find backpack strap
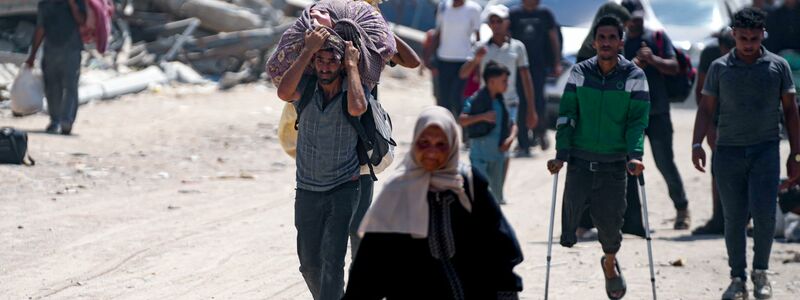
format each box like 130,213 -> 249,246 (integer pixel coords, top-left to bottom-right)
294,76 -> 318,130
653,31 -> 665,58
341,91 -> 379,181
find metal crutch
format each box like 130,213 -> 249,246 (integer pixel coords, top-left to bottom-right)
544,171 -> 559,300
634,172 -> 658,300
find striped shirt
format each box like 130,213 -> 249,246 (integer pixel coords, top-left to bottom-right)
294,80 -> 364,192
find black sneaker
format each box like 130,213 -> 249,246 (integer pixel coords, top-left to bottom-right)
692,220 -> 725,235
722,277 -> 748,300
540,134 -> 551,151
514,148 -> 531,158
60,123 -> 72,135
752,270 -> 772,299
45,123 -> 59,134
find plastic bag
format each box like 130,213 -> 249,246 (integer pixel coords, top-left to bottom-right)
10,65 -> 45,116
278,103 -> 298,158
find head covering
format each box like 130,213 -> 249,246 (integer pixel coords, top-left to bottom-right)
621,0 -> 645,19
483,4 -> 510,22
358,106 -> 471,238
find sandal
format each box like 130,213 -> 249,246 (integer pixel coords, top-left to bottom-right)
601,256 -> 627,299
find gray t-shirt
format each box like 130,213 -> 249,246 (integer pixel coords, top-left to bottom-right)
294,78 -> 364,192
702,47 -> 797,146
37,0 -> 85,51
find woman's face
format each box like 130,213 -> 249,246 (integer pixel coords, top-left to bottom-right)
414,125 -> 451,172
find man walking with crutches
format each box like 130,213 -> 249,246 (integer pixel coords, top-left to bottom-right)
546,15 -> 649,299
692,8 -> 799,300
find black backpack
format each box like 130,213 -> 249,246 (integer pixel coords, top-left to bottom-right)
0,127 -> 35,166
654,31 -> 696,103
295,76 -> 396,180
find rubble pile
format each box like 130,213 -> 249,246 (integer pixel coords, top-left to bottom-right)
0,0 -> 299,108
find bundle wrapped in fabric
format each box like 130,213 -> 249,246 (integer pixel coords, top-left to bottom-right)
267,0 -> 396,88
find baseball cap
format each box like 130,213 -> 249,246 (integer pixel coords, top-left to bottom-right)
484,4 -> 509,22
621,0 -> 645,19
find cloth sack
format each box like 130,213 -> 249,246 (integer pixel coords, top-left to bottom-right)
10,66 -> 45,116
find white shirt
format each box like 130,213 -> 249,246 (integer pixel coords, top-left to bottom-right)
436,0 -> 482,61
478,38 -> 529,105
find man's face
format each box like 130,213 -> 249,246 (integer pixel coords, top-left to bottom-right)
488,15 -> 509,36
732,28 -> 764,57
309,9 -> 332,28
313,50 -> 342,84
487,74 -> 509,95
593,26 -> 623,60
626,17 -> 644,37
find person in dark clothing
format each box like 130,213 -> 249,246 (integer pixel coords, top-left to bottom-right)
692,28 -> 736,236
509,0 -> 562,156
765,0 -> 800,53
692,8 -> 799,299
345,106 -> 523,300
548,16 -> 649,300
622,0 -> 692,230
26,0 -> 86,135
576,2 -> 631,64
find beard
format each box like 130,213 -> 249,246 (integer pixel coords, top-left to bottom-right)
317,71 -> 340,84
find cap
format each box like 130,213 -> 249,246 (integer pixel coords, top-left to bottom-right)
621,0 -> 645,19
484,4 -> 509,22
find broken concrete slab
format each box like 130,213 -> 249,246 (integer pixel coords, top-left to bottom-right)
149,0 -> 264,33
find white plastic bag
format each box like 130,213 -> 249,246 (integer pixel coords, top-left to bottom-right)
10,65 -> 45,116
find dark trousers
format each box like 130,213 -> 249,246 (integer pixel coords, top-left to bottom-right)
349,175 -> 374,259
636,113 -> 689,210
713,141 -> 779,280
561,160 -> 628,254
42,48 -> 81,128
517,66 -> 547,149
436,60 -> 467,118
295,180 -> 360,300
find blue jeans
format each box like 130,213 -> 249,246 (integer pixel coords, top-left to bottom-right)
295,180 -> 360,300
471,155 -> 505,203
713,141 -> 779,280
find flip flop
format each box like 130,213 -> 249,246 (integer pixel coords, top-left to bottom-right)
601,256 -> 627,300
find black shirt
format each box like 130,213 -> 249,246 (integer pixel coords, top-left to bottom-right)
765,5 -> 800,54
509,5 -> 556,70
36,0 -> 85,50
624,29 -> 675,115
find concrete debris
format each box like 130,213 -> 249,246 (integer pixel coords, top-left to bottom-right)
1,0 -> 295,108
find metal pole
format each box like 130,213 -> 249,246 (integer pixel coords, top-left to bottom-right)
637,175 -> 658,300
545,171 -> 559,300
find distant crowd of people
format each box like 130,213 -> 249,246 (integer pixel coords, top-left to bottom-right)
270,0 -> 800,299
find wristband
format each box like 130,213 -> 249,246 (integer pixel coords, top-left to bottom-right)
692,143 -> 702,149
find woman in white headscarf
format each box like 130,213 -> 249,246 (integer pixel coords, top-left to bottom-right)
343,106 -> 523,300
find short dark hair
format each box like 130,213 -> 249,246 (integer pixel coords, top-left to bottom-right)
482,61 -> 510,84
593,15 -> 624,40
717,27 -> 735,49
732,7 -> 767,30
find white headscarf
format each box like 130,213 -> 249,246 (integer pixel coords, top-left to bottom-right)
358,106 -> 471,238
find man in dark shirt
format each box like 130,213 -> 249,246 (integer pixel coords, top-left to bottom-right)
621,0 -> 691,230
692,28 -> 736,236
509,0 -> 562,156
693,8 -> 798,299
765,0 -> 800,54
26,0 -> 86,135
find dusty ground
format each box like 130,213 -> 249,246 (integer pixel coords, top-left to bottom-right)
1,71 -> 799,300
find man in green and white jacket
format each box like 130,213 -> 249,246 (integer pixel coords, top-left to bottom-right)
546,15 -> 649,299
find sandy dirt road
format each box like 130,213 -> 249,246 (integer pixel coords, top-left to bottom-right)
1,72 -> 799,300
